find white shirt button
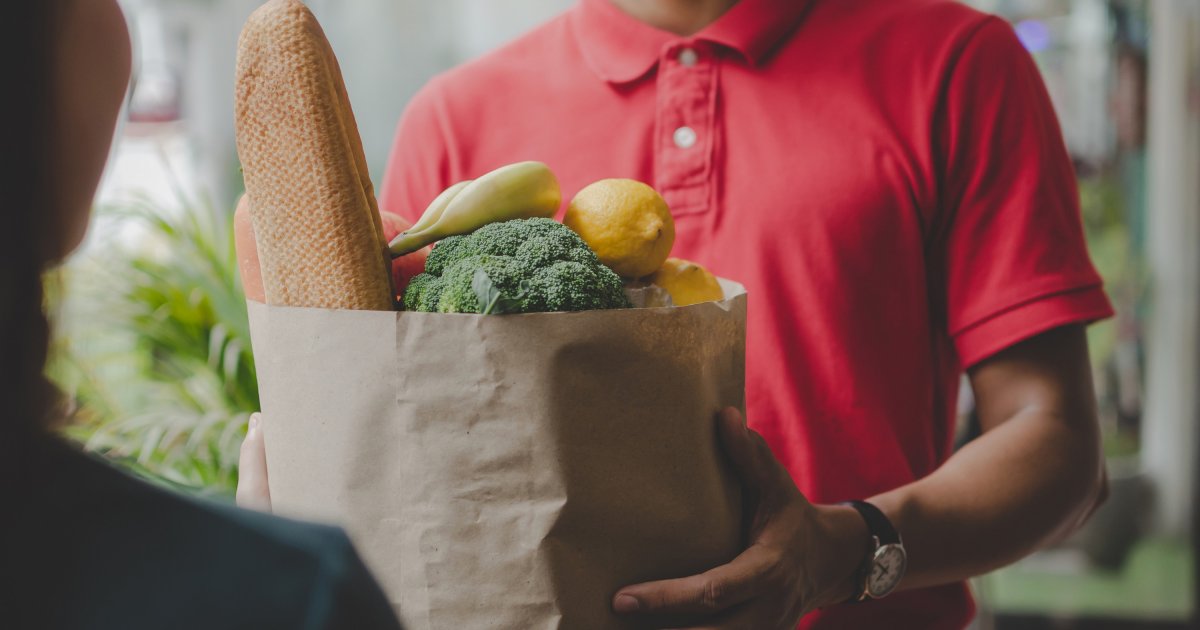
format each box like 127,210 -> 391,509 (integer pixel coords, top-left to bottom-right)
678,47 -> 698,67
673,126 -> 698,149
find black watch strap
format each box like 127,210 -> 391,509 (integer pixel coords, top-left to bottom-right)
841,500 -> 900,545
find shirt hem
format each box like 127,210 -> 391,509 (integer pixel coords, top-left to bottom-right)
953,285 -> 1114,368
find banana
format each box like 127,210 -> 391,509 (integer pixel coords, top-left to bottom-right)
389,161 -> 560,256
405,179 -> 472,236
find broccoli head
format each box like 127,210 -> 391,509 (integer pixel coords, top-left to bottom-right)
401,218 -> 630,314
424,218 -> 584,275
436,254 -> 528,314
401,271 -> 444,313
527,261 -> 627,312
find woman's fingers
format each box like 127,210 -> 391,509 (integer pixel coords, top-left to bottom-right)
235,412 -> 272,512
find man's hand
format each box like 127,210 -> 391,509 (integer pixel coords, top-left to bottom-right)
235,412 -> 272,512
612,408 -> 866,629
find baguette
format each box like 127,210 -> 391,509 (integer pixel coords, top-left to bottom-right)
235,193 -> 433,304
234,0 -> 393,310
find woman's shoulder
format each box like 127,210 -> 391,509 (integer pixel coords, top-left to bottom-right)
3,437 -> 401,630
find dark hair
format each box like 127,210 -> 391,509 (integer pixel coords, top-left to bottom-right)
0,1 -> 61,447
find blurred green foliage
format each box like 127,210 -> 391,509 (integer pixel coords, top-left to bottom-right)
1078,175 -> 1132,369
47,192 -> 256,496
1078,169 -> 1145,459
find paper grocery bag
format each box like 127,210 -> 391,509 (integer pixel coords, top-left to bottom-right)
247,280 -> 747,629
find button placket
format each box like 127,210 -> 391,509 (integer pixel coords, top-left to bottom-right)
655,42 -> 718,215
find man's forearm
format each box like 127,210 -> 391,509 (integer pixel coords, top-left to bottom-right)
867,404 -> 1104,590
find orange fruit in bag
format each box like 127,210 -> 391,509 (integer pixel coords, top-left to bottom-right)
564,179 -> 674,278
651,258 -> 723,307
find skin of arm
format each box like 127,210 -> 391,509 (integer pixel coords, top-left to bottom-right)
871,324 -> 1106,590
612,325 -> 1106,628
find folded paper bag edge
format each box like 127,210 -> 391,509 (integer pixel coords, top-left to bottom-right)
244,279 -> 745,318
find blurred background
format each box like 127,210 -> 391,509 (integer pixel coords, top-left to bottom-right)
48,0 -> 1197,628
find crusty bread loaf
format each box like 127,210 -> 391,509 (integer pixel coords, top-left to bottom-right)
235,193 -> 433,304
235,0 -> 393,310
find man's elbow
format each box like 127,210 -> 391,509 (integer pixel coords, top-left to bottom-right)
1054,427 -> 1108,541
1075,455 -> 1109,530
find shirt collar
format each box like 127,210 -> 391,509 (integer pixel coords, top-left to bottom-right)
570,0 -> 814,84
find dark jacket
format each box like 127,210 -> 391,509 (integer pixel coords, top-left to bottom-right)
1,436 -> 402,630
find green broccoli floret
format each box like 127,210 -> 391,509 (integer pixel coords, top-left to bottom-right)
402,272 -> 444,312
425,218 -> 578,275
526,261 -> 628,311
436,254 -> 528,313
422,235 -> 469,277
515,229 -> 600,268
401,218 -> 631,314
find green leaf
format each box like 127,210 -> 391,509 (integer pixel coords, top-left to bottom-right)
472,268 -> 525,315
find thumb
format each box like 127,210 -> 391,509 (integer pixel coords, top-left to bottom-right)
236,413 -> 272,512
716,407 -> 770,488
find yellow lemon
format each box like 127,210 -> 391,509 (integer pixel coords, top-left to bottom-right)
651,258 -> 723,307
564,179 -> 675,278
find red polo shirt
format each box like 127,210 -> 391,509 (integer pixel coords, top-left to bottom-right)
379,0 -> 1113,627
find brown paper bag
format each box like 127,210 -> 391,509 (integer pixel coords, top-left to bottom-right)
247,280 -> 747,629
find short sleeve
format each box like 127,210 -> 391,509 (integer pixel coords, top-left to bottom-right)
378,77 -> 457,223
937,17 -> 1113,368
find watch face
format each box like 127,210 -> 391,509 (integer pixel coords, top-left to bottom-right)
867,544 -> 907,598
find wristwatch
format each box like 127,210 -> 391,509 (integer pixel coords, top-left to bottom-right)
842,500 -> 907,601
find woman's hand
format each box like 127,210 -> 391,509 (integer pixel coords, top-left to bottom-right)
235,413 -> 272,512
612,408 -> 867,629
